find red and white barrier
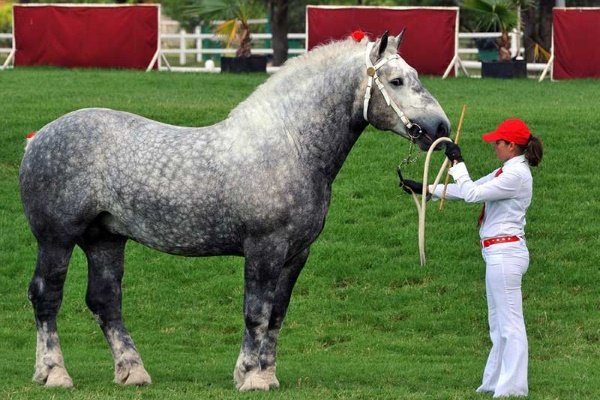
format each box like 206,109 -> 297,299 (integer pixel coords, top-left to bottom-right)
6,4 -> 160,71
540,8 -> 600,81
306,6 -> 463,78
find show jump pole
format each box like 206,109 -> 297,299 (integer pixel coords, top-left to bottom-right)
439,104 -> 467,211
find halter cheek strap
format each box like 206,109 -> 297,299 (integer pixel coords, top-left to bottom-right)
363,41 -> 422,138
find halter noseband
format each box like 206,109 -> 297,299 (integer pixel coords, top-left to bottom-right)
363,41 -> 423,140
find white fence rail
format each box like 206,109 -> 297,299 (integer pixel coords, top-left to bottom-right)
0,33 -> 11,57
161,28 -> 306,65
0,31 -> 548,74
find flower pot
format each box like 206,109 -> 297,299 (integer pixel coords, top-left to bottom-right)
475,38 -> 498,62
220,56 -> 267,73
481,60 -> 527,79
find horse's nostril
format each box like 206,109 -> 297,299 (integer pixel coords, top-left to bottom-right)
437,122 -> 449,137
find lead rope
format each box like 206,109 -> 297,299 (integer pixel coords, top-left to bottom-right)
409,106 -> 467,265
406,136 -> 454,266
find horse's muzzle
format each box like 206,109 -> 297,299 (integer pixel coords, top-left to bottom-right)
432,121 -> 451,150
415,120 -> 451,151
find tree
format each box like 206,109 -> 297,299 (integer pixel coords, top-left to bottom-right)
187,0 -> 265,58
463,0 -> 532,61
268,0 -> 288,67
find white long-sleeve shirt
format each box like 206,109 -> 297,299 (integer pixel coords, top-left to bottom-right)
428,155 -> 532,239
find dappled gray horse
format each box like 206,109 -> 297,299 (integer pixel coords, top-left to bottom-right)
20,32 -> 450,390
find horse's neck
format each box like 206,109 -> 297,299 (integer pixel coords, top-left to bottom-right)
236,57 -> 368,182
299,100 -> 367,182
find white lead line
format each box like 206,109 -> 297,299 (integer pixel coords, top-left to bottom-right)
410,136 -> 454,267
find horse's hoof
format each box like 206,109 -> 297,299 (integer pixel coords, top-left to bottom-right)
43,366 -> 73,388
263,366 -> 279,389
233,353 -> 247,389
234,367 -> 245,389
269,375 -> 280,389
238,370 -> 271,391
32,366 -> 49,385
115,363 -> 152,386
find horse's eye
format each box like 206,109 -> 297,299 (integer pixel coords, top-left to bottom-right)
390,78 -> 403,87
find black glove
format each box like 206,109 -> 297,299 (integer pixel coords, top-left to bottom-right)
401,179 -> 424,195
445,142 -> 464,163
397,167 -> 423,194
397,168 -> 430,197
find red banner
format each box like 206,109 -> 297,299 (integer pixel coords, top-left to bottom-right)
306,6 -> 457,76
553,8 -> 600,80
13,5 -> 159,70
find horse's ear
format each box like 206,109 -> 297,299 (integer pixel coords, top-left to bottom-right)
396,28 -> 406,51
377,30 -> 389,58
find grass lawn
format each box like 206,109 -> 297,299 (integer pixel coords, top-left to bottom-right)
0,69 -> 599,399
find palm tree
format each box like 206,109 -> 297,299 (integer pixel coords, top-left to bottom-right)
188,0 -> 265,58
463,0 -> 534,61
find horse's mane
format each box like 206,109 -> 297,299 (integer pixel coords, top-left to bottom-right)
275,38 -> 363,76
229,38 -> 365,121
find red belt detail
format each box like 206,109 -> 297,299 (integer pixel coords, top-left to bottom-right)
481,235 -> 520,248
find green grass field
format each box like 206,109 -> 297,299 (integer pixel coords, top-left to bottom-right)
0,69 -> 599,399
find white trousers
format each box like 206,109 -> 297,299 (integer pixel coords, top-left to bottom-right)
477,240 -> 529,398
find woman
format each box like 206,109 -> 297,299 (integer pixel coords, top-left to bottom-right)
400,118 -> 543,397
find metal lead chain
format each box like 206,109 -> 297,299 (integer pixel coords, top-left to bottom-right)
399,140 -> 421,167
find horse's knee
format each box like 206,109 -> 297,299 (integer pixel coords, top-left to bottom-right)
85,290 -> 102,316
28,274 -> 64,321
85,283 -> 120,321
28,276 -> 44,306
85,259 -> 124,324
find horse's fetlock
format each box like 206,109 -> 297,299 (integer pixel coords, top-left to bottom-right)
241,360 -> 256,373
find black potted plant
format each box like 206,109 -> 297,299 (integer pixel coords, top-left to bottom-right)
189,0 -> 267,73
463,0 -> 532,79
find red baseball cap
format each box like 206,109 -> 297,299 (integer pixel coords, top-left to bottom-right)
482,118 -> 531,145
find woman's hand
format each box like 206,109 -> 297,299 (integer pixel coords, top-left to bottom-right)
400,179 -> 425,195
445,142 -> 464,163
398,167 -> 426,195
402,179 -> 425,195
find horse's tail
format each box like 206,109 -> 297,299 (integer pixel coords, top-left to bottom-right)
25,131 -> 37,152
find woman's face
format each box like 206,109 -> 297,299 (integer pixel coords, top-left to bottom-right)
494,140 -> 518,162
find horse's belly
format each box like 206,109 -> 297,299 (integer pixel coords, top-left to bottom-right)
101,212 -> 244,256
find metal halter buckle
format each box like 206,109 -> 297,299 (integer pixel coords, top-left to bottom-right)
407,123 -> 424,139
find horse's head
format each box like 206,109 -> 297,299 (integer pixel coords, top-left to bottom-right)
362,31 -> 451,151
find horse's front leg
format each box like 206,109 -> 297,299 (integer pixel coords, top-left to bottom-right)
258,248 -> 310,389
234,237 -> 288,391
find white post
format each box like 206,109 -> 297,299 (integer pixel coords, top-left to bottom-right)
510,30 -> 518,58
1,49 -> 15,70
516,7 -> 522,59
442,55 -> 458,79
179,29 -> 186,65
538,55 -> 553,82
538,27 -> 554,82
157,4 -> 162,70
2,7 -> 16,70
195,26 -> 202,63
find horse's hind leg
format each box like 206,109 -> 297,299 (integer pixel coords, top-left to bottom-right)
29,241 -> 75,388
80,228 -> 151,386
234,237 -> 289,391
258,248 -> 310,389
